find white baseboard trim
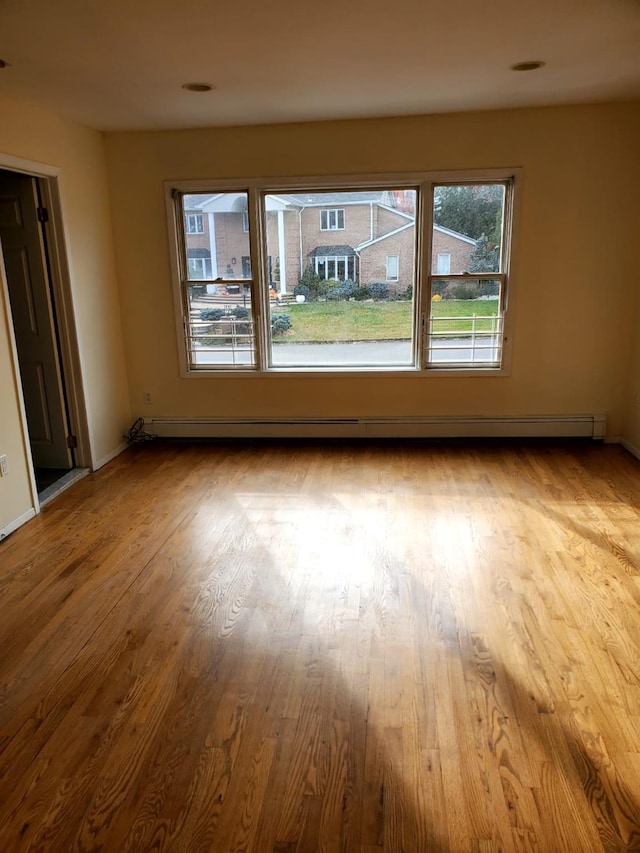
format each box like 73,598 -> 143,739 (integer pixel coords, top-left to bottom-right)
149,414 -> 607,440
0,507 -> 36,541
93,441 -> 128,471
618,438 -> 640,461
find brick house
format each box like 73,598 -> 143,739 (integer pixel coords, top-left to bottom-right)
183,192 -> 475,295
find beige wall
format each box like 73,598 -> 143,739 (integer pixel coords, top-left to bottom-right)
104,102 -> 640,435
0,92 -> 130,533
624,275 -> 640,453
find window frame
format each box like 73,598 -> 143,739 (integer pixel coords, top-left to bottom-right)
185,213 -> 204,234
314,254 -> 357,282
385,254 -> 400,282
166,170 -> 519,379
320,208 -> 345,231
187,256 -> 212,279
436,253 -> 451,275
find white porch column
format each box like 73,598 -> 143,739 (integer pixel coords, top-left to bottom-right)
207,212 -> 218,294
277,210 -> 287,294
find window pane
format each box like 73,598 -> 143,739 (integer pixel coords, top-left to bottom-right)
264,189 -> 417,368
432,184 -> 505,274
185,283 -> 255,368
183,192 -> 250,281
428,278 -> 502,366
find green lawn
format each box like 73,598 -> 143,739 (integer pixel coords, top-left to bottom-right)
274,299 -> 499,342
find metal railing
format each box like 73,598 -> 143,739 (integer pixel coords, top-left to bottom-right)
428,313 -> 503,365
187,317 -> 255,367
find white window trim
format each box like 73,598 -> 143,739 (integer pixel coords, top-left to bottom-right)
185,213 -> 204,234
314,255 -> 356,281
187,257 -> 211,279
436,253 -> 451,275
165,169 -> 519,379
320,208 -> 345,231
386,255 -> 399,282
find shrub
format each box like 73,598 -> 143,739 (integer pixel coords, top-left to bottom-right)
353,286 -> 372,301
297,265 -> 326,301
229,307 -> 249,320
431,280 -> 447,298
451,283 -> 478,300
200,308 -> 225,321
368,282 -> 389,300
293,283 -> 310,299
390,284 -> 413,302
326,280 -> 357,301
271,314 -> 292,336
477,279 -> 500,297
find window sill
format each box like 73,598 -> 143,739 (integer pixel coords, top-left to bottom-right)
181,365 -> 510,379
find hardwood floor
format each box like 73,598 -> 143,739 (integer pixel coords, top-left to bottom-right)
1,439 -> 639,852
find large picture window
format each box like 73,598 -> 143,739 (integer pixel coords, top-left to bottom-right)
169,172 -> 515,374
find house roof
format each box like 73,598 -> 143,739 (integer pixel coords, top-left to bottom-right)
308,245 -> 357,257
279,192 -> 384,207
434,224 -> 476,245
182,192 -> 476,244
357,222 -> 476,251
357,223 -> 415,251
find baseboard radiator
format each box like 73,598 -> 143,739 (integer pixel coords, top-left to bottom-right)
149,415 -> 607,440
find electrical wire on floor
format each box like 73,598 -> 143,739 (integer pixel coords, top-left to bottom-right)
125,418 -> 158,445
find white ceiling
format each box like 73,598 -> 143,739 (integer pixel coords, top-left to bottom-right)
0,0 -> 639,131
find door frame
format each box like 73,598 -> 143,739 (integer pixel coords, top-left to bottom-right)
0,152 -> 90,511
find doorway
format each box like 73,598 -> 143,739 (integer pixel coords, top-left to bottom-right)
0,167 -> 85,502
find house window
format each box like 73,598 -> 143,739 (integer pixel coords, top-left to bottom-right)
320,209 -> 345,231
429,182 -> 509,367
179,192 -> 256,369
187,256 -> 212,279
185,213 -> 204,234
170,174 -> 515,374
242,211 -> 249,232
313,255 -> 356,282
386,255 -> 399,282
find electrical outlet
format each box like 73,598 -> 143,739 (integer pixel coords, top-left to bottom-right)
0,455 -> 7,477
143,391 -> 152,405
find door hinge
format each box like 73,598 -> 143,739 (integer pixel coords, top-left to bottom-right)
37,206 -> 49,223
66,434 -> 78,449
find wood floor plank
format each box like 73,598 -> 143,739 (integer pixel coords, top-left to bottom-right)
1,440 -> 640,851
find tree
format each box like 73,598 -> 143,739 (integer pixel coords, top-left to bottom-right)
468,234 -> 499,273
468,233 -> 500,297
433,185 -> 503,243
296,264 -> 327,301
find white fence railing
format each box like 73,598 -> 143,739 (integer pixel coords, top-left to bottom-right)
428,313 -> 503,365
187,311 -> 504,367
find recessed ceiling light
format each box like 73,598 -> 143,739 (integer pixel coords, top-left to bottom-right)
182,82 -> 215,92
510,61 -> 545,72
